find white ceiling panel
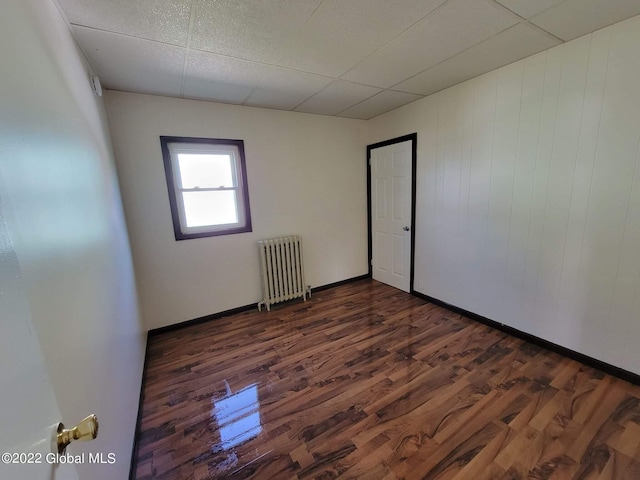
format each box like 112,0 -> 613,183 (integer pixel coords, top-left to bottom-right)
294,80 -> 381,116
181,79 -> 254,105
58,0 -> 191,46
182,51 -> 254,104
276,0 -> 446,77
530,0 -> 640,41
73,26 -> 185,97
395,22 -> 560,96
493,0 -> 565,19
336,90 -> 423,120
244,77 -> 334,111
191,0 -> 321,64
342,0 -> 519,88
184,50 -> 332,110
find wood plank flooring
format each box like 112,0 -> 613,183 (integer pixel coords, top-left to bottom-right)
134,280 -> 640,479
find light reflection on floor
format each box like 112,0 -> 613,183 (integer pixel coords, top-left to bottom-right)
212,382 -> 262,451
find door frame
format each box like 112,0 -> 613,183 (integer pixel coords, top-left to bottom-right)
367,132 -> 417,292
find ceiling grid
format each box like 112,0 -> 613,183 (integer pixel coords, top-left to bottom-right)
55,0 -> 640,119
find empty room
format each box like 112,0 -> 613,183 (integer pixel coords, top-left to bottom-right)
2,0 -> 640,479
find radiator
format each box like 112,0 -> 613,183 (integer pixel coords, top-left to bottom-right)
257,235 -> 310,311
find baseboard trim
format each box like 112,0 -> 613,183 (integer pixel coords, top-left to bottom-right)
311,274 -> 371,294
148,303 -> 256,336
411,290 -> 640,386
129,332 -> 150,480
148,274 -> 371,337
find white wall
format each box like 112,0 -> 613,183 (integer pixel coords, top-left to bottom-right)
368,15 -> 640,375
0,1 -> 145,478
106,92 -> 369,330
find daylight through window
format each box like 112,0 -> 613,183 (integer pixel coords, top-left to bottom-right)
160,136 -> 252,240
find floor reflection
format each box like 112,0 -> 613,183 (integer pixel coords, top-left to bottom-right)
212,381 -> 262,451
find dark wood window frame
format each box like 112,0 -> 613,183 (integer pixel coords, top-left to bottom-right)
160,136 -> 252,241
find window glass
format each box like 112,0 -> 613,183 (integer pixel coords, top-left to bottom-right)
177,153 -> 235,189
182,191 -> 238,227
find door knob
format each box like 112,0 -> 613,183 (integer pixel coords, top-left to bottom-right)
403,226 -> 410,231
56,414 -> 99,453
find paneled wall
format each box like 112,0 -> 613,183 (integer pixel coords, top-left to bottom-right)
369,15 -> 640,374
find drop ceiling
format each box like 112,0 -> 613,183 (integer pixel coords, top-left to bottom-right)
55,0 -> 640,119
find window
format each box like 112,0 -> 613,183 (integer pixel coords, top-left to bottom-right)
160,136 -> 252,240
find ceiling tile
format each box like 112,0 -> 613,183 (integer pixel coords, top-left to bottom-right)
493,0 -> 565,19
73,26 -> 185,97
276,0 -> 446,77
244,78 -> 333,111
342,0 -> 519,88
57,0 -> 191,46
191,0 -> 321,64
184,50 -> 332,109
336,90 -> 423,120
182,80 -> 253,105
530,0 -> 640,41
183,50 -> 258,103
394,22 -> 560,96
294,80 -> 381,115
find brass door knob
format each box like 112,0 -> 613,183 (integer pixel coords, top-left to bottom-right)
56,414 -> 99,453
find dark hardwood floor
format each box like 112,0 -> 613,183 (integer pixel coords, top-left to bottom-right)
134,280 -> 640,479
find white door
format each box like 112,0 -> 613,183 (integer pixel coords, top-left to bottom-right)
0,210 -> 77,480
370,139 -> 412,292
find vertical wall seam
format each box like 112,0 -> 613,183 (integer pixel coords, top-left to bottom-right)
500,62 -> 525,317
551,37 -> 591,326
520,50 -> 549,319
572,29 -> 613,317
607,136 -> 640,325
531,44 -> 563,317
479,73 -> 500,302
